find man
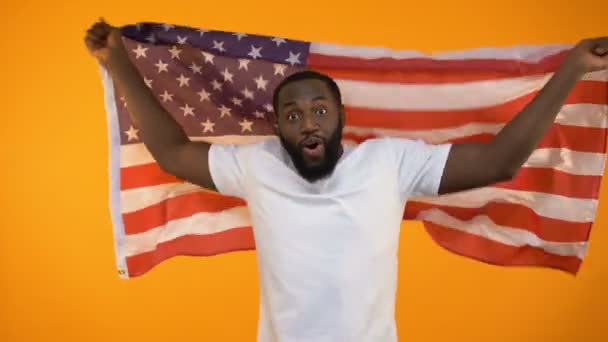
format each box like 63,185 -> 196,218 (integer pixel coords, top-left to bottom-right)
85,19 -> 608,342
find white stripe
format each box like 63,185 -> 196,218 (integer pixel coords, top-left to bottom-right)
121,182 -> 203,213
120,135 -> 273,168
525,149 -> 606,177
345,123 -> 504,143
416,208 -> 588,258
310,42 -> 573,62
414,187 -> 598,223
338,75 -> 551,110
555,104 -> 608,128
336,72 -> 604,111
124,206 -> 251,256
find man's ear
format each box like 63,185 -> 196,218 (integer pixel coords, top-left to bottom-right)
340,105 -> 346,127
272,114 -> 279,136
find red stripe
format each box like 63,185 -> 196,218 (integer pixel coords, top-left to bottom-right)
343,81 -> 607,130
121,162 -> 183,190
343,123 -> 607,153
123,190 -> 246,234
125,227 -> 255,277
308,50 -> 570,74
404,201 -> 593,242
421,221 -> 582,274
314,67 -> 523,84
494,167 -> 602,199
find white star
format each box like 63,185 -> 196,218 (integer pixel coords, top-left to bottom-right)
132,44 -> 148,59
176,35 -> 188,44
272,37 -> 287,46
125,125 -> 139,141
201,118 -> 215,133
212,40 -> 226,52
238,59 -> 250,70
201,51 -> 215,64
145,34 -> 156,43
233,32 -> 247,40
162,24 -> 174,31
248,45 -> 262,59
120,96 -> 127,107
231,97 -> 243,107
263,103 -> 274,112
155,60 -> 169,73
253,110 -> 265,119
274,64 -> 287,76
177,74 -> 191,87
211,79 -> 223,91
144,77 -> 153,88
221,68 -> 234,83
285,51 -> 301,65
198,29 -> 209,36
180,103 -> 195,116
168,46 -> 182,59
241,87 -> 254,100
254,75 -> 268,90
189,62 -> 202,74
239,119 -> 253,132
197,89 -> 211,102
219,105 -> 232,118
160,90 -> 174,102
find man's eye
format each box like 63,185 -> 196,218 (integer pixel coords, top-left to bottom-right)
287,112 -> 299,120
315,107 -> 327,115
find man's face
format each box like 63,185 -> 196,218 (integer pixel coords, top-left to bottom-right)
275,78 -> 344,182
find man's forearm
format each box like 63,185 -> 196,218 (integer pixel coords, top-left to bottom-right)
488,62 -> 585,175
106,44 -> 189,162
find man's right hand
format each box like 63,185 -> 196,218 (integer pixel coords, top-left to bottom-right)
84,19 -> 126,67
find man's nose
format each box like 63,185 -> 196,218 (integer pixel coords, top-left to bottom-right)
300,113 -> 319,133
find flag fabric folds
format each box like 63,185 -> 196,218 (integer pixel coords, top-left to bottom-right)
100,22 -> 608,278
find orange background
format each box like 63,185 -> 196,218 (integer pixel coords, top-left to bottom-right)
1,0 -> 607,341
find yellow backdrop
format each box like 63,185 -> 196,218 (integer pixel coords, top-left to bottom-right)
1,0 -> 607,341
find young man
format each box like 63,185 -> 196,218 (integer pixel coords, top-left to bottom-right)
85,19 -> 608,342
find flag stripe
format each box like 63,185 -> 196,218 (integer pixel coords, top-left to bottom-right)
125,227 -> 255,277
307,48 -> 569,74
414,187 -> 598,222
123,191 -> 245,234
310,42 -> 572,63
423,221 -> 583,274
343,124 -> 608,154
344,103 -> 608,131
492,167 -> 602,199
336,78 -> 606,111
124,206 -> 251,256
405,201 -> 591,242
415,208 -> 587,257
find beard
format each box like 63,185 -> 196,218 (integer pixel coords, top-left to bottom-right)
279,123 -> 344,183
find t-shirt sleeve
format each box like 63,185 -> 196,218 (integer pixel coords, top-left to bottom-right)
208,143 -> 248,199
383,137 -> 452,199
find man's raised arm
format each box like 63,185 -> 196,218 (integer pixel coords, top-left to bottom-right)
85,19 -> 216,191
438,37 -> 608,195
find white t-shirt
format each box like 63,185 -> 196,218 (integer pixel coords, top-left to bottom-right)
208,137 -> 451,342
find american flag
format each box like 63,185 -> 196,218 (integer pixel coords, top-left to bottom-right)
100,22 -> 608,278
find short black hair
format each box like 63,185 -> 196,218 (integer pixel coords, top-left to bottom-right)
272,70 -> 342,114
